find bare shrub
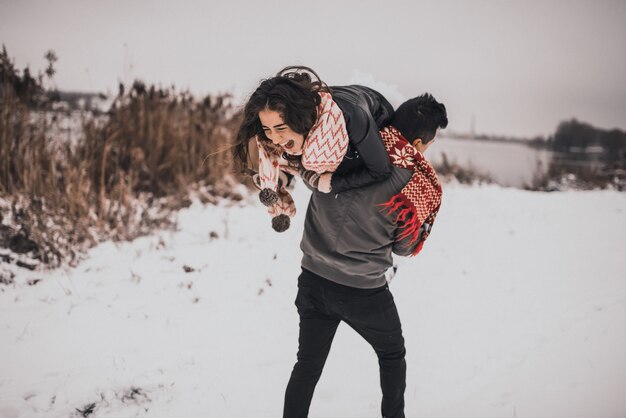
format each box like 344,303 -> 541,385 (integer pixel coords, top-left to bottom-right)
1,46 -> 238,268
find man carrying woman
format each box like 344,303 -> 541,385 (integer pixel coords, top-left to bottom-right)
234,66 -> 448,418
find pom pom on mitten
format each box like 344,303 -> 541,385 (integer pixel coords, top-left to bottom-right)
272,214 -> 290,232
259,188 -> 278,206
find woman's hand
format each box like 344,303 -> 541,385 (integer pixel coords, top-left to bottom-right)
317,173 -> 333,193
279,165 -> 300,177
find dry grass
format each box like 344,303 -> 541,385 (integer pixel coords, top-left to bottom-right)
1,50 -> 239,268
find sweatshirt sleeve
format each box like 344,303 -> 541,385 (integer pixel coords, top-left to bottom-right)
330,106 -> 392,194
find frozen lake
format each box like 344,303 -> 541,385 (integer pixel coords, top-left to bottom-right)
430,137 -> 553,188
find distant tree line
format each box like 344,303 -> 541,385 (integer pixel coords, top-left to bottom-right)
550,119 -> 626,162
445,117 -> 626,165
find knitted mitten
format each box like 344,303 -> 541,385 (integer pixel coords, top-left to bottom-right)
299,169 -> 321,189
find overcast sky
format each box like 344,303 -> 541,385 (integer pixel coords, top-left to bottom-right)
1,0 -> 625,138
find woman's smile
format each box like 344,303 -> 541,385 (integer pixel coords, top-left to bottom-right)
259,109 -> 305,155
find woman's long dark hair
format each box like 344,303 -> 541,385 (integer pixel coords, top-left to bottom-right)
233,66 -> 330,172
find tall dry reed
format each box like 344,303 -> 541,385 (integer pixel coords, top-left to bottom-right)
1,47 -> 239,268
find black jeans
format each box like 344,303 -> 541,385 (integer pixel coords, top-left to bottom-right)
283,268 -> 406,418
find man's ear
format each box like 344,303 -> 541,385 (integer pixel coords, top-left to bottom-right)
412,138 -> 423,148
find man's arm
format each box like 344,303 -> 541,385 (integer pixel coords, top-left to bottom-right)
279,165 -> 320,193
330,107 -> 391,194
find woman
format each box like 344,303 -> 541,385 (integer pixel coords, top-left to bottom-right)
233,66 -> 394,230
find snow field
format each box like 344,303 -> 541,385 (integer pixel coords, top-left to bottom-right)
1,183 -> 625,417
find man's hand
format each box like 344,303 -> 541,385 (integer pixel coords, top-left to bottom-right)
317,173 -> 333,193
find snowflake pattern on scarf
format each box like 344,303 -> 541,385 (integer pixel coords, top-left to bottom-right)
379,126 -> 443,256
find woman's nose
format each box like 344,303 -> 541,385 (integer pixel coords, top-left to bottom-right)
270,132 -> 282,144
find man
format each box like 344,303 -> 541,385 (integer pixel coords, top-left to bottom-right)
283,93 -> 449,418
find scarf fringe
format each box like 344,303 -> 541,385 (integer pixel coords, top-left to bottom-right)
379,193 -> 422,248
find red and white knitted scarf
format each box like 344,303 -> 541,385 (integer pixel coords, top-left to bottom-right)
301,92 -> 348,173
256,92 -> 348,218
379,126 -> 443,256
257,92 -> 348,190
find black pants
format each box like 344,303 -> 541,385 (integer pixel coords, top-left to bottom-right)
283,269 -> 406,418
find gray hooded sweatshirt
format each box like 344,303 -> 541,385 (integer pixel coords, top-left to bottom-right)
298,85 -> 424,288
300,164 -> 419,289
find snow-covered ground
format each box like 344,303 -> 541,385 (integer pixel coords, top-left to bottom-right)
1,183 -> 625,418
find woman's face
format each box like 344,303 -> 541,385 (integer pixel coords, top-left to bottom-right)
258,109 -> 305,155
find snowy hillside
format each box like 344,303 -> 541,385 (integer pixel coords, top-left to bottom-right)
1,183 -> 625,418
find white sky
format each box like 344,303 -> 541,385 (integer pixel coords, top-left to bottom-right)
1,0 -> 625,138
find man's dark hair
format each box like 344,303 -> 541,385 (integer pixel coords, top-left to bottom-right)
390,93 -> 448,144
